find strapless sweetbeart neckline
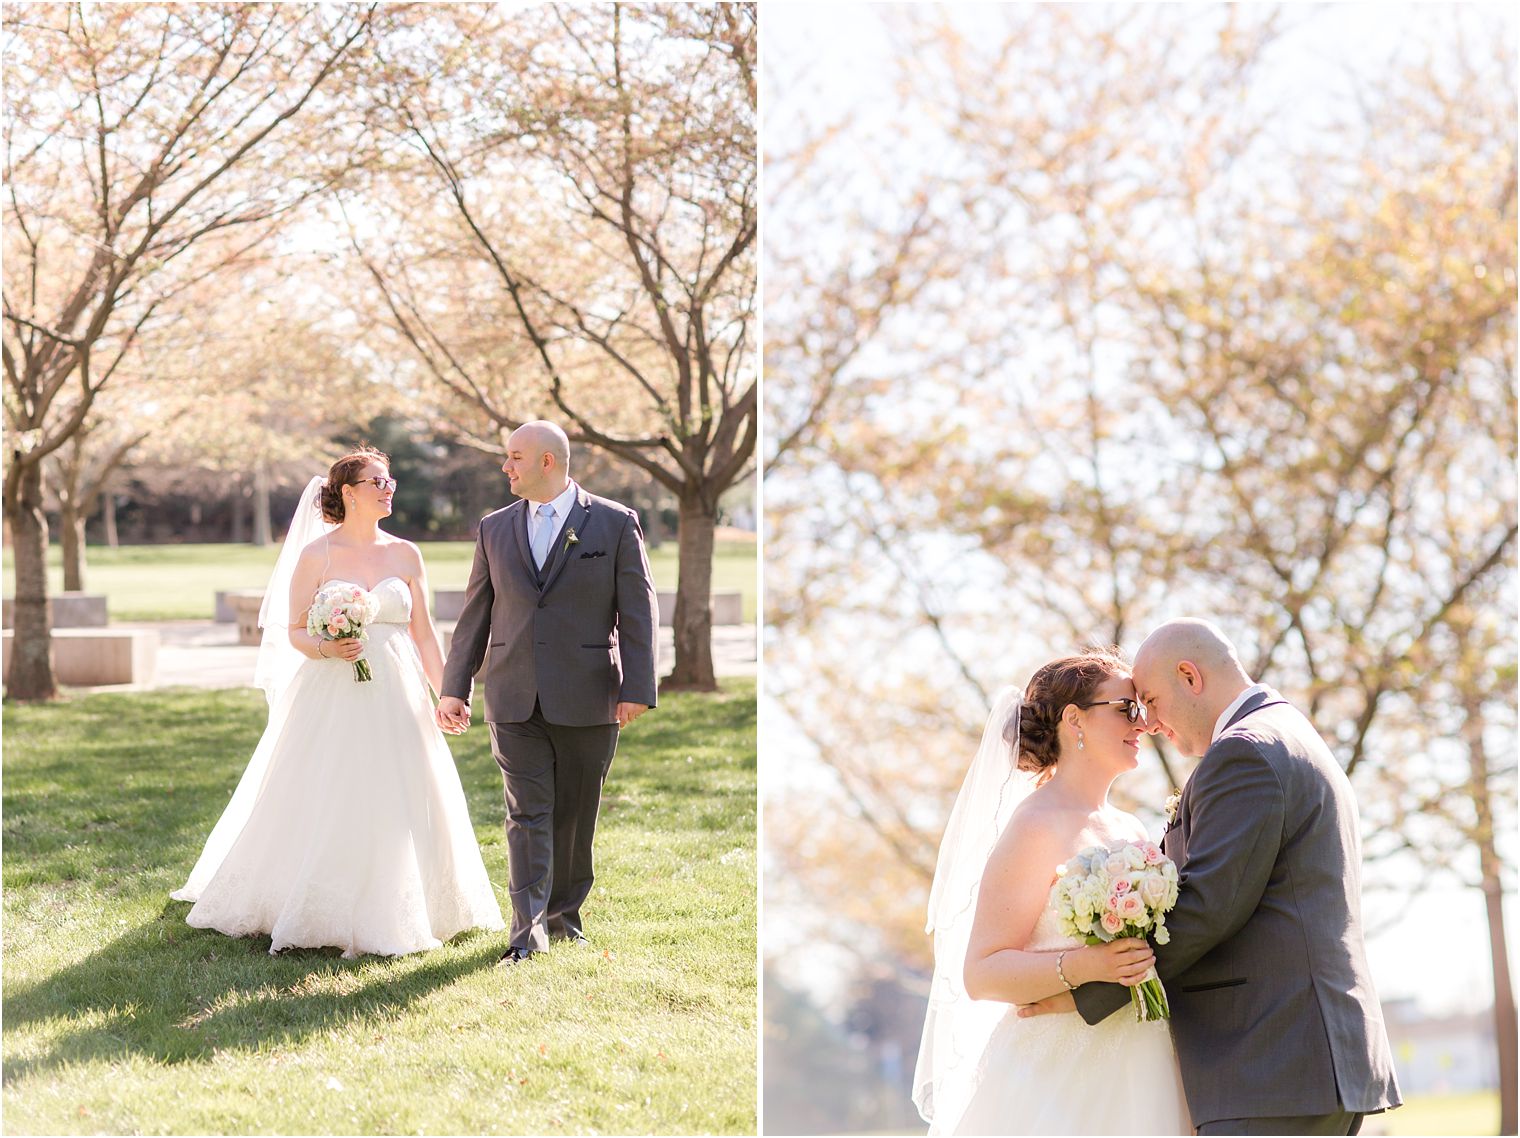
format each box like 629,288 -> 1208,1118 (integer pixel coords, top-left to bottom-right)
319,575 -> 407,592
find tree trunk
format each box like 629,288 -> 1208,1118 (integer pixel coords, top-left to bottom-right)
1468,696 -> 1518,1134
102,485 -> 118,548
5,460 -> 58,700
253,464 -> 272,547
60,500 -> 86,592
230,479 -> 246,544
1484,875 -> 1516,1135
662,489 -> 717,690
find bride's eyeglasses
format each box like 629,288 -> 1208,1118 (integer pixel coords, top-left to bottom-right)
1078,698 -> 1145,724
353,476 -> 398,492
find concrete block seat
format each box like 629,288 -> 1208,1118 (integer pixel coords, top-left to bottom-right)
656,589 -> 743,627
2,592 -> 109,629
433,588 -> 468,622
2,627 -> 160,687
215,588 -> 266,624
223,591 -> 266,646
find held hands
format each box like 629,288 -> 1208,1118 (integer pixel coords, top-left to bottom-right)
435,695 -> 470,736
1017,991 -> 1076,1018
430,698 -> 643,733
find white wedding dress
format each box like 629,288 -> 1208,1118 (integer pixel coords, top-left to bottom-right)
948,879 -> 1190,1136
171,576 -> 505,957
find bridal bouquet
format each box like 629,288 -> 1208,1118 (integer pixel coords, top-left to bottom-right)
307,583 -> 381,682
1052,841 -> 1179,1021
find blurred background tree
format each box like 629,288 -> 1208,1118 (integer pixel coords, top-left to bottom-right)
343,1 -> 756,690
3,2 -> 755,701
763,4 -> 1516,1133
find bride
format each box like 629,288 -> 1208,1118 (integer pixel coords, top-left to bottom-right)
171,447 -> 505,957
914,649 -> 1190,1135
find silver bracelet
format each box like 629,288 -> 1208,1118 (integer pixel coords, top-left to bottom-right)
316,640 -> 326,658
1056,950 -> 1078,991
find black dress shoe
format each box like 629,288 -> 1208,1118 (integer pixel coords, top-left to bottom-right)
497,946 -> 536,967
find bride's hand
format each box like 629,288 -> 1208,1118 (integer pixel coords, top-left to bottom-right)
320,637 -> 364,662
1071,938 -> 1155,987
1017,991 -> 1076,1018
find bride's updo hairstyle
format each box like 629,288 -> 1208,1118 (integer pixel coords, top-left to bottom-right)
319,446 -> 390,524
1007,647 -> 1129,775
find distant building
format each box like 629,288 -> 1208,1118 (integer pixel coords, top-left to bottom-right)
1382,998 -> 1499,1095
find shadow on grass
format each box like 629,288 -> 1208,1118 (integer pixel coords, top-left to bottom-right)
2,901 -> 502,1082
3,684 -> 755,1091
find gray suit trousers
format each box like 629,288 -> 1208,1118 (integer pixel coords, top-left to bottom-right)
490,706 -> 618,952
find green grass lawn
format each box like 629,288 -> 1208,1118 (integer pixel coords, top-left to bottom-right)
2,537 -> 757,623
1,681 -> 756,1135
1377,1089 -> 1501,1136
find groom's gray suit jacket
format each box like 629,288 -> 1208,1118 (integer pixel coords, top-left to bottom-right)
1074,688 -> 1401,1126
441,484 -> 658,724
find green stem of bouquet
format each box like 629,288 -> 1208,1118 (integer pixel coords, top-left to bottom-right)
1131,976 -> 1171,1022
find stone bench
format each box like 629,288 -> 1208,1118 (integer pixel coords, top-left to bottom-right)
225,592 -> 266,646
2,592 -> 109,629
437,624 -> 485,677
434,588 -> 468,622
2,627 -> 159,687
215,588 -> 265,624
657,589 -> 743,627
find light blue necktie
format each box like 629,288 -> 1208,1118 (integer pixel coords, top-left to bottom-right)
531,503 -> 555,569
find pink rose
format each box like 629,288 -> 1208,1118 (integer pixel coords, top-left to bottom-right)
1142,843 -> 1165,865
1118,894 -> 1145,920
1100,911 -> 1123,935
1107,893 -> 1121,913
1114,879 -> 1131,895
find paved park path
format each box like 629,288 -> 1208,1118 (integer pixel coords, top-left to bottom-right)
112,620 -> 757,691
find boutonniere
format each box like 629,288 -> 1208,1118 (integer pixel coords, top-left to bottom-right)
1164,789 -> 1182,825
564,527 -> 579,547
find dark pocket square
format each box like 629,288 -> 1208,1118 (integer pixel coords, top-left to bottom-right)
578,550 -> 607,559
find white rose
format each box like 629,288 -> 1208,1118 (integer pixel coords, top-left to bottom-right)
1123,844 -> 1147,870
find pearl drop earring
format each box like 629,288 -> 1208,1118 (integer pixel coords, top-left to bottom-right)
1077,729 -> 1085,751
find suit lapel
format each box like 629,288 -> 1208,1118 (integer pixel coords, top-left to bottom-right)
1166,687 -> 1289,863
538,486 -> 591,595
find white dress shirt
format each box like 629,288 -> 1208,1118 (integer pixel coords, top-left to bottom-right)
1211,682 -> 1272,744
529,480 -> 580,566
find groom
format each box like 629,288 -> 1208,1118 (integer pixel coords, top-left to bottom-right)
1025,619 -> 1401,1135
437,420 -> 659,966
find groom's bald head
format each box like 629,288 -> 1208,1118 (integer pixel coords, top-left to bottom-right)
1132,619 -> 1253,757
513,421 -> 570,468
502,420 -> 572,502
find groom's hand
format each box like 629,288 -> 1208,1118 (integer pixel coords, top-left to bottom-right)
1017,991 -> 1077,1018
436,696 -> 470,734
616,702 -> 649,728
